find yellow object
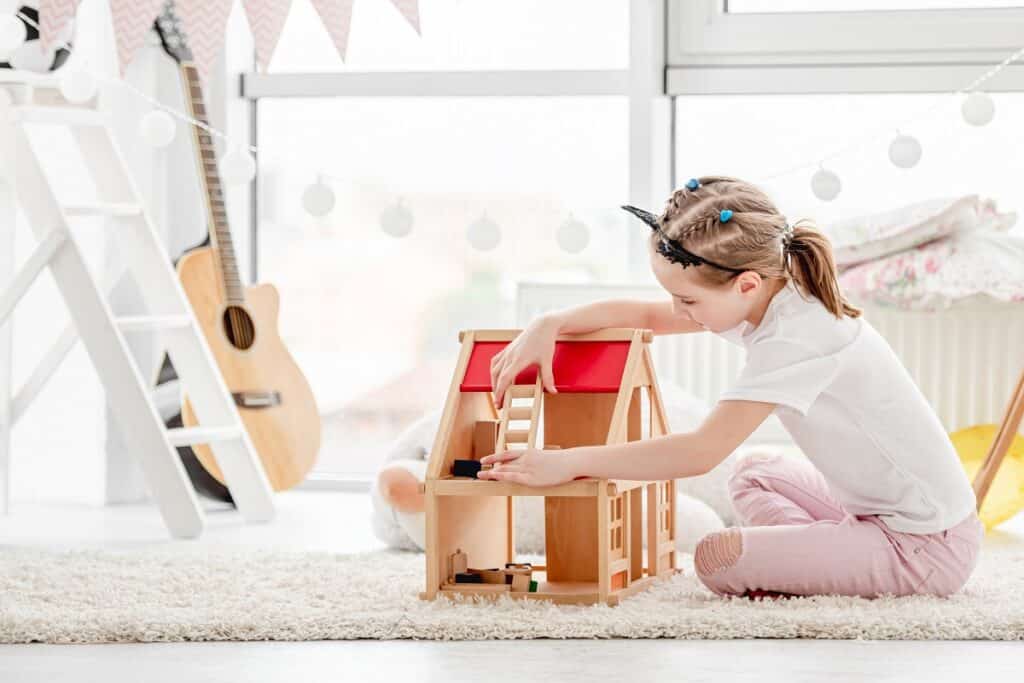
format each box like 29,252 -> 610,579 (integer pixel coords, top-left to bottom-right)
951,424 -> 1024,532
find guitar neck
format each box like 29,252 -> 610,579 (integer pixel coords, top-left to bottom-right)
180,62 -> 245,304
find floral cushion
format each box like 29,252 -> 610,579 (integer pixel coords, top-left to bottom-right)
826,195 -> 1016,268
838,229 -> 1024,311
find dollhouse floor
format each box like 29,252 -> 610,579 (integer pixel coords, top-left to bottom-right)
1,489 -> 1022,683
435,570 -> 673,605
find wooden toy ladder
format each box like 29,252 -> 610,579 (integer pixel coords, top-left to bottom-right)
0,79 -> 274,538
494,376 -> 544,453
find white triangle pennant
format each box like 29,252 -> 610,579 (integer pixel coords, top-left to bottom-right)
309,0 -> 356,63
38,0 -> 81,51
241,0 -> 292,70
389,0 -> 420,34
109,0 -> 165,75
176,0 -> 234,86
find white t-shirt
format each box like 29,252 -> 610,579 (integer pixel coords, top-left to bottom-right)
715,280 -> 976,534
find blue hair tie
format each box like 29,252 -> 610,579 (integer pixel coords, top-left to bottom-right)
719,209 -> 733,223
686,178 -> 700,191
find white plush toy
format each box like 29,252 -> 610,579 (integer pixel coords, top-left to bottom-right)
371,382 -> 745,555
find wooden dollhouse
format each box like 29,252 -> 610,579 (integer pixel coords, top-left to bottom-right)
419,328 -> 678,606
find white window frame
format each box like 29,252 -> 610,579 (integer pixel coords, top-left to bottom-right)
667,0 -> 1024,94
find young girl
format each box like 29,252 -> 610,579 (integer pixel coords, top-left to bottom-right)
479,175 -> 983,600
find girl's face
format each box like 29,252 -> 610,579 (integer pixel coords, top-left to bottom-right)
649,243 -> 766,333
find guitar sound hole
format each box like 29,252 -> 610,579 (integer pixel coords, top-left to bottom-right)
222,306 -> 256,350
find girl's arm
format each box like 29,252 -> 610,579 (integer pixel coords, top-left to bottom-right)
547,299 -> 705,336
570,400 -> 776,480
478,400 -> 776,485
492,299 -> 701,407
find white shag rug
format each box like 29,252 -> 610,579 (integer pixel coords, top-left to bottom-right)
1,543 -> 1022,643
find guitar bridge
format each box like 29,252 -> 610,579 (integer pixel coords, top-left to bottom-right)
232,391 -> 282,409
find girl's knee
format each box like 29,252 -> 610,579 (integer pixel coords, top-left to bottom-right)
727,450 -> 783,494
694,527 -> 744,580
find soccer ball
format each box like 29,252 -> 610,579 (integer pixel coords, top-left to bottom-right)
0,3 -> 73,73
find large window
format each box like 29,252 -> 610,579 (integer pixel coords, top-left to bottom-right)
249,1 -> 1024,483
250,1 -> 634,479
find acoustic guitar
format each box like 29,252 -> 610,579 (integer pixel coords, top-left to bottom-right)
154,3 -> 320,491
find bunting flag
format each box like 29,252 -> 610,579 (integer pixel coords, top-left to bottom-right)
309,0 -> 356,62
389,0 -> 420,35
39,0 -> 81,50
310,0 -> 420,62
109,0 -> 164,75
96,0 -> 421,77
241,0 -> 292,70
176,0 -> 234,85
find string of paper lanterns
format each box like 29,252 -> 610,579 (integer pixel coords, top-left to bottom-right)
556,214 -> 590,254
10,8 -> 1022,235
302,175 -> 336,218
800,44 -> 1024,201
5,7 -> 586,254
0,13 -> 28,58
298,169 -> 594,253
379,197 -> 413,237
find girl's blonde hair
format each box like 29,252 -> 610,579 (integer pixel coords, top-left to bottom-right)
655,175 -> 861,319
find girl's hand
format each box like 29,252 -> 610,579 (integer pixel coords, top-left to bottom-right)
490,316 -> 560,407
477,448 -> 578,487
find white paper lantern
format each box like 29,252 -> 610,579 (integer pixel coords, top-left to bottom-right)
888,134 -> 922,169
139,110 -> 176,148
380,199 -> 413,238
3,6 -> 74,73
962,92 -> 995,127
556,214 -> 589,254
466,213 -> 500,251
810,168 -> 841,202
0,14 -> 27,61
302,177 -> 335,217
220,145 -> 256,185
57,68 -> 96,104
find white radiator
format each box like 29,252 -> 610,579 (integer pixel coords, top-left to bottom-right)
517,282 -> 1024,445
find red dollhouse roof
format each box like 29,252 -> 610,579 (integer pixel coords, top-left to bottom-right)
459,341 -> 631,393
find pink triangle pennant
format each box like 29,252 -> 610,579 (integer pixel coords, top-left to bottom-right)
39,0 -> 81,51
241,0 -> 292,70
389,0 -> 420,34
109,0 -> 165,75
176,0 -> 234,85
309,0 -> 356,63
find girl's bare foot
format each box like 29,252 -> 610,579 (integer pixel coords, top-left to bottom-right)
377,464 -> 425,514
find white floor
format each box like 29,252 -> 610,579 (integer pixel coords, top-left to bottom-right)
1,490 -> 1022,683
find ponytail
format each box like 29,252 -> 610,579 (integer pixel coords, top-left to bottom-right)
785,221 -> 862,319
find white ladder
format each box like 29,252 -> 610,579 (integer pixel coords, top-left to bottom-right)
0,78 -> 275,538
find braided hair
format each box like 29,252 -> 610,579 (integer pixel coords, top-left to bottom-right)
652,176 -> 861,320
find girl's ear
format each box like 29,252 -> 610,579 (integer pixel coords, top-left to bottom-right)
736,271 -> 762,295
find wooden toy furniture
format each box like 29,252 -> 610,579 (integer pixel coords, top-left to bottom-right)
420,328 -> 678,606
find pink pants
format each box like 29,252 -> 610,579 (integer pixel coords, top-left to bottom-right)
695,452 -> 984,598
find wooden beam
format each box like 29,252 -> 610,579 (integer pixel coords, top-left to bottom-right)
605,329 -> 646,445
973,369 -> 1024,508
426,331 -> 476,480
